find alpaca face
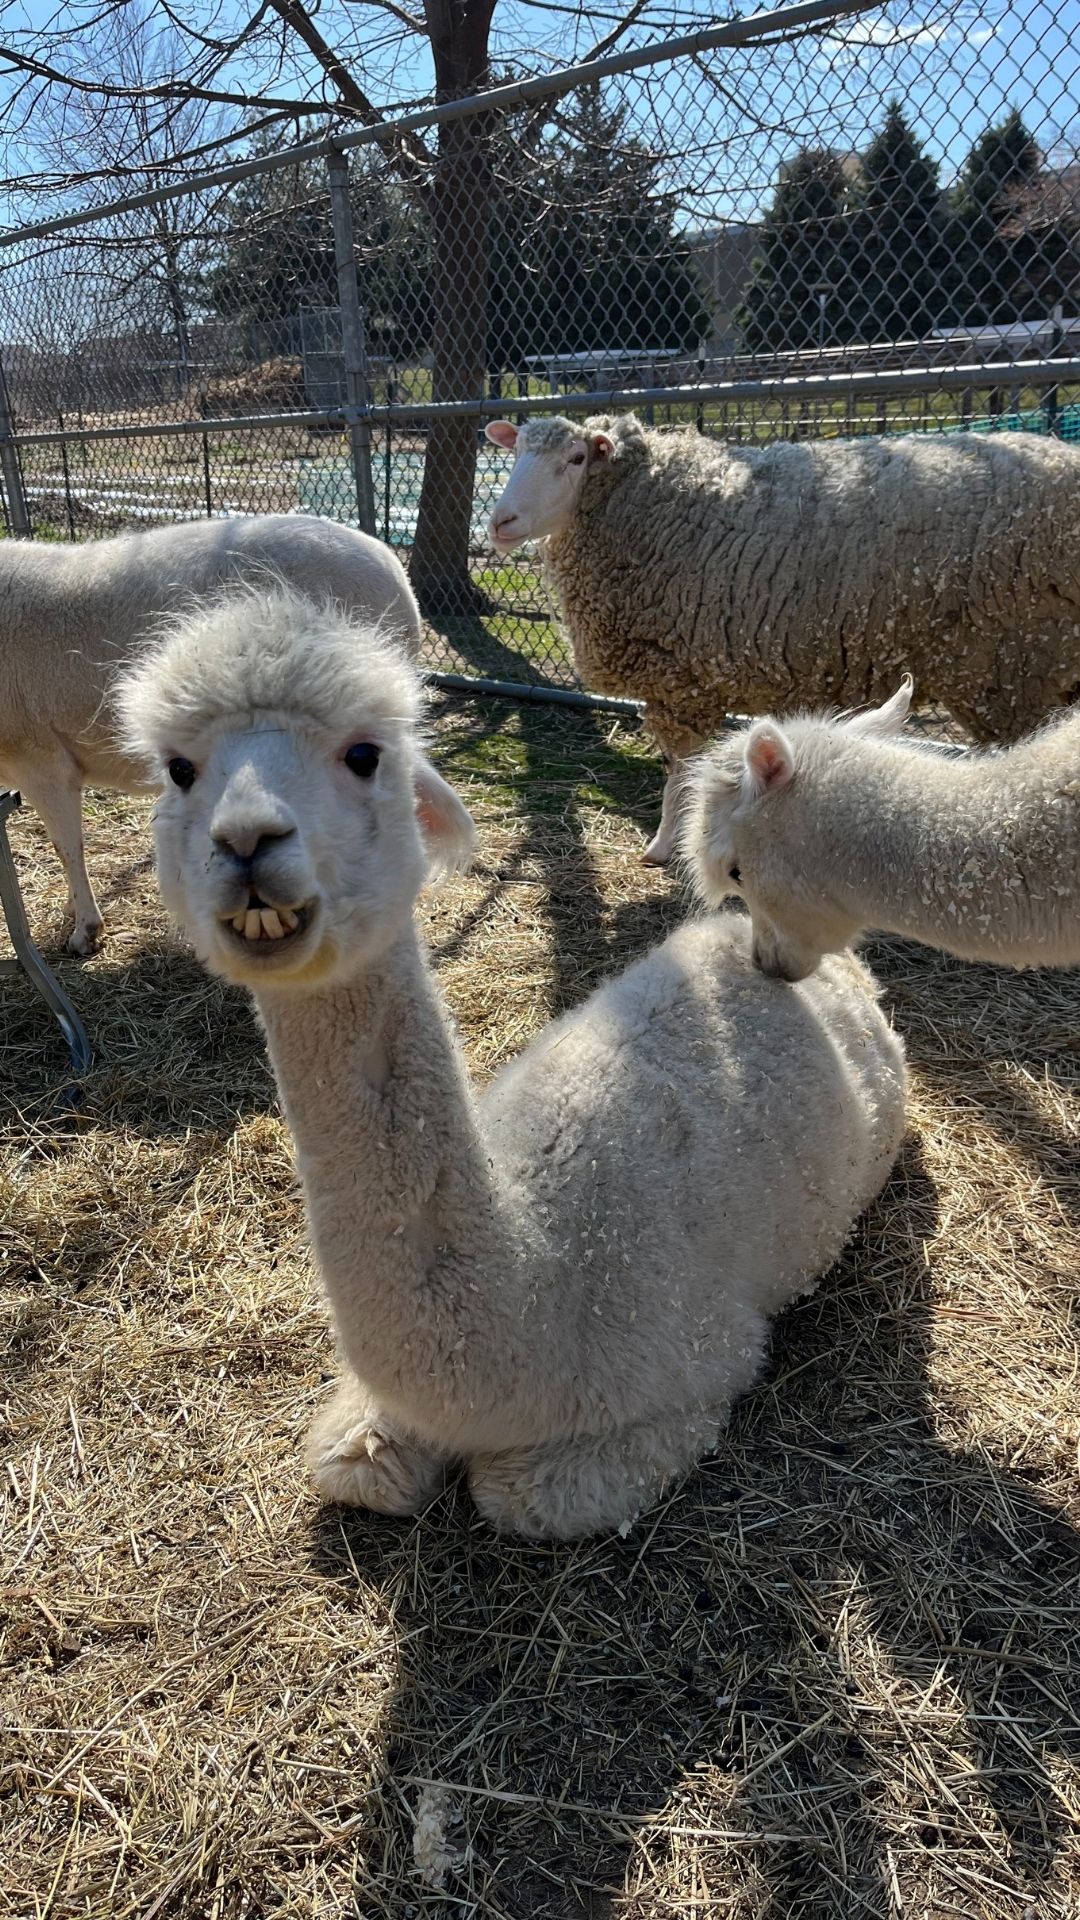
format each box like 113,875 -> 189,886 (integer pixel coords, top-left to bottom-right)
689,724 -> 849,983
152,712 -> 432,988
686,681 -> 915,983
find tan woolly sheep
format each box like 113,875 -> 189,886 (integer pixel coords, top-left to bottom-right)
486,412 -> 1080,864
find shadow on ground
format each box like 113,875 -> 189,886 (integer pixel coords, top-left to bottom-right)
308,1131 -> 1079,1918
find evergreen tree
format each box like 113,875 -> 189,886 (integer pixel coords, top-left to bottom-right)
488,87 -> 708,373
950,109 -> 1042,322
736,147 -> 852,353
846,101 -> 949,341
204,139 -> 431,359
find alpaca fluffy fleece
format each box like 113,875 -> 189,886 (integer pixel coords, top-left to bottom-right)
0,511 -> 420,952
686,679 -> 1080,981
121,586 -> 908,1540
507,410 -> 1080,754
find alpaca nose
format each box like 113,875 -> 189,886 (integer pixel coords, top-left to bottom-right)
211,812 -> 296,865
491,508 -> 518,539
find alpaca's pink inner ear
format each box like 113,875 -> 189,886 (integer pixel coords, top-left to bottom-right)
485,421 -> 519,451
745,725 -> 794,794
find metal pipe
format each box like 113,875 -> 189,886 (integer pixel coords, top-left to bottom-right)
0,0 -> 888,250
0,355 -> 32,536
326,147 -> 377,536
9,358 -> 1080,449
366,357 -> 1080,421
425,671 -> 642,715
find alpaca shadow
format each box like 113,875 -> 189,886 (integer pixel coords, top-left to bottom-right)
426,689 -> 669,1010
305,1139 -> 1080,1916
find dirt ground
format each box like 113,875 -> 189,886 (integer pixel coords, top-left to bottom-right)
2,695 -> 1078,1919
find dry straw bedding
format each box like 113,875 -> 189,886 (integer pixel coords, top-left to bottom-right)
1,697 -> 1078,1920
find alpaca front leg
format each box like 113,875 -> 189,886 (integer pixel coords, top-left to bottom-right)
467,1410 -> 722,1541
308,1374 -> 448,1516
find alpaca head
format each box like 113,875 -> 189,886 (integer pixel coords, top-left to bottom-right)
118,585 -> 476,989
684,678 -> 914,983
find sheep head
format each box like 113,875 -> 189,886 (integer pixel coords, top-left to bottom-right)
118,584 -> 475,990
684,678 -> 914,984
485,415 -> 617,551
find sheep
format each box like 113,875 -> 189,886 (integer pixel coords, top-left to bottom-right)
485,411 -> 1080,865
684,675 -> 1080,983
117,582 -> 908,1541
0,513 -> 421,954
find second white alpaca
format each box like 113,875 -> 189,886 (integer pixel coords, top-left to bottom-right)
686,677 -> 1080,981
119,585 -> 908,1540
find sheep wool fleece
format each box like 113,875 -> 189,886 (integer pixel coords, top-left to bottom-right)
546,414 -> 1080,748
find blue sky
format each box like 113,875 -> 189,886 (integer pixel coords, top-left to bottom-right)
1,0 -> 1078,227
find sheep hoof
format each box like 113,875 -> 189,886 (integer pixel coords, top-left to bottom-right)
307,1391 -> 446,1516
640,845 -> 671,869
66,921 -> 104,957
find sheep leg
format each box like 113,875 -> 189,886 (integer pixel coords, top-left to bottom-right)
641,757 -> 687,867
467,1408 -> 723,1541
307,1373 -> 449,1516
10,749 -> 103,955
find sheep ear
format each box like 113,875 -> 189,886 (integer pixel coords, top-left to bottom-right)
485,421 -> 519,452
587,431 -> 615,464
846,675 -> 913,739
744,720 -> 794,796
414,755 -> 477,875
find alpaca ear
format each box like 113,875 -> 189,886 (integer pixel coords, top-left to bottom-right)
414,755 -> 477,875
846,675 -> 913,739
587,430 -> 615,464
485,420 -> 519,452
744,720 -> 794,796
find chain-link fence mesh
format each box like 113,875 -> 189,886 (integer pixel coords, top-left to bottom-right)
1,0 -> 1078,694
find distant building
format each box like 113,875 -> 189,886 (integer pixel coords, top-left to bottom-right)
684,224 -> 759,354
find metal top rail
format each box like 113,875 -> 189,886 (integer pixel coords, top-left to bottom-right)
9,357 -> 1078,447
0,0 -> 884,250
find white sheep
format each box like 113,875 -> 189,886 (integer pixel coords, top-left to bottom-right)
0,513 -> 421,953
118,583 -> 908,1541
485,412 -> 1080,864
685,676 -> 1080,982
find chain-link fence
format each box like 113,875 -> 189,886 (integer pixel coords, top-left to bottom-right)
1,0 -> 1079,699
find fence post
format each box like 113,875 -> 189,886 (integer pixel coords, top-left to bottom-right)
0,353 -> 31,538
326,146 -> 377,537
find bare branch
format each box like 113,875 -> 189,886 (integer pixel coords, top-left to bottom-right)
264,0 -> 435,177
580,0 -> 651,66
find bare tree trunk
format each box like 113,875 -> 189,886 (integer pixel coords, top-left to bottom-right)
410,0 -> 495,618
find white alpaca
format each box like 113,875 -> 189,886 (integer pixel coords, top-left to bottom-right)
0,513 -> 420,953
685,677 -> 1080,982
118,585 -> 908,1540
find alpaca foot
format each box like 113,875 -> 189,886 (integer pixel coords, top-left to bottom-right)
468,1410 -> 721,1541
308,1378 -> 447,1516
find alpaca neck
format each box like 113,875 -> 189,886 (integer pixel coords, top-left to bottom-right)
826,737 -> 1067,957
254,928 -> 512,1416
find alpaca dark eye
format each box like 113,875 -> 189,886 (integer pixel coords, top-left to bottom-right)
168,757 -> 196,790
569,452 -> 585,466
344,742 -> 380,779
729,864 -> 741,884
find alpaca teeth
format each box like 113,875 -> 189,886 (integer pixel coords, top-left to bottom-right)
244,908 -> 262,941
279,907 -> 298,931
231,913 -> 247,934
260,908 -> 284,939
